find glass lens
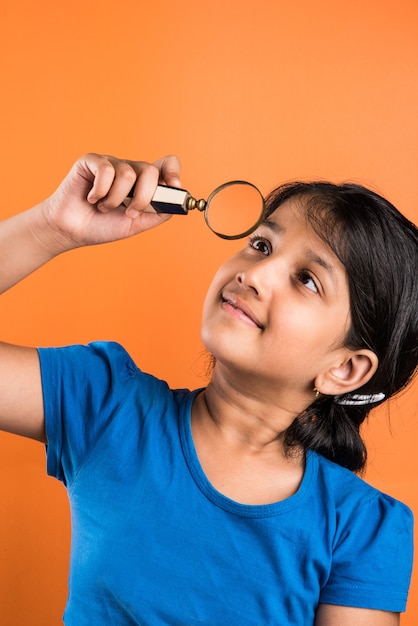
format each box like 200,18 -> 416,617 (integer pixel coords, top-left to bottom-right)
205,181 -> 265,240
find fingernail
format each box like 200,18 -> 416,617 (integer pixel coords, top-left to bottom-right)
126,208 -> 139,219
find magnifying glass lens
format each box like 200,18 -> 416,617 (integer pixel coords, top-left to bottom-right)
206,182 -> 265,239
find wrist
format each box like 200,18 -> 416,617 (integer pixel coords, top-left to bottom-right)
31,197 -> 80,257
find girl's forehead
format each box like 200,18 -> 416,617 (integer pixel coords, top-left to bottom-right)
265,197 -> 322,232
267,196 -> 342,248
267,195 -> 316,219
265,199 -> 348,273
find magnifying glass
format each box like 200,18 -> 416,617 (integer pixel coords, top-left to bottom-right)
128,181 -> 265,240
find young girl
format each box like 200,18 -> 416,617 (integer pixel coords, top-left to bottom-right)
0,153 -> 416,625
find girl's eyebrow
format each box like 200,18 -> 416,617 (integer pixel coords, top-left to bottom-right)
260,219 -> 281,233
305,250 -> 335,277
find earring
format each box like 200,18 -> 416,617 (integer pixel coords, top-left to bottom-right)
313,387 -> 320,398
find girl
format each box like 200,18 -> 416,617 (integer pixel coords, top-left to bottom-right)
0,153 -> 416,625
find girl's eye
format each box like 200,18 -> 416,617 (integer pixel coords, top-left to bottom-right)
249,236 -> 271,256
298,271 -> 318,293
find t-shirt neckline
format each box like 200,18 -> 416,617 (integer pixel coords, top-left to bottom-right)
179,389 -> 317,518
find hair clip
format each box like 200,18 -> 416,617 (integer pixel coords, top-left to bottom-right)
335,392 -> 385,406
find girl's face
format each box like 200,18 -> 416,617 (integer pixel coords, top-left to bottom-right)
201,198 -> 353,404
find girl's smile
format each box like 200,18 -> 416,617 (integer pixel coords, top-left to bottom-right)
221,293 -> 264,329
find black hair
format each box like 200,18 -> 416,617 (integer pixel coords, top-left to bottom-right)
264,182 -> 418,472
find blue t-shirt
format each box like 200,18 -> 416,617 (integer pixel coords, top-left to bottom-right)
38,341 -> 413,625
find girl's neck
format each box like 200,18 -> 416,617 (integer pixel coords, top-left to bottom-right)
198,364 -> 307,453
190,375 -> 305,505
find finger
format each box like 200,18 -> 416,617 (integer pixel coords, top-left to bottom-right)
79,154 -> 117,205
123,162 -> 160,218
93,159 -> 158,215
95,159 -> 141,212
154,154 -> 182,188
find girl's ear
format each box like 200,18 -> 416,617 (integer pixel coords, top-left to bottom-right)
314,350 -> 379,397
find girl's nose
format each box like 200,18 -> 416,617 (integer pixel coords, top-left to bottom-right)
235,257 -> 279,298
236,271 -> 259,296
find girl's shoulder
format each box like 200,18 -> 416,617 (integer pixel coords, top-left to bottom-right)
310,450 -> 413,526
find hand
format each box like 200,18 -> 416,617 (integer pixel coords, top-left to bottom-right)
40,153 -> 182,252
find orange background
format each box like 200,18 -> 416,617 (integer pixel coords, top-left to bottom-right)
0,0 -> 417,623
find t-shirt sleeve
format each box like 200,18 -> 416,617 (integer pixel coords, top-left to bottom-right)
320,490 -> 414,612
38,341 -> 140,487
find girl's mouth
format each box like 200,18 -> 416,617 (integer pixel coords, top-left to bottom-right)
221,294 -> 264,329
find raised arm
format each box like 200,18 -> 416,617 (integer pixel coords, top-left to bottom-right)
0,153 -> 182,442
315,604 -> 399,626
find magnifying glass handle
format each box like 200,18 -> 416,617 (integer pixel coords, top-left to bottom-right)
128,183 -> 191,215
